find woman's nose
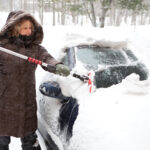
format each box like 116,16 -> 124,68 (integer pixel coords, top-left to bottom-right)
26,29 -> 31,36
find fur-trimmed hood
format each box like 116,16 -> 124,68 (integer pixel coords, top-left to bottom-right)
0,10 -> 43,44
0,11 -> 60,138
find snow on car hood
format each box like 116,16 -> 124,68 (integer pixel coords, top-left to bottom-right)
40,71 -> 150,101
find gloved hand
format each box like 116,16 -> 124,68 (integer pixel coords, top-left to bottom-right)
55,64 -> 70,76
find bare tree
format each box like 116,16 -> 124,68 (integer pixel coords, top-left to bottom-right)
90,1 -> 97,26
52,0 -> 56,26
60,0 -> 66,25
115,9 -> 122,26
68,0 -> 82,25
82,0 -> 97,27
23,0 -> 28,10
33,0 -> 35,15
99,0 -> 113,28
109,3 -> 116,26
38,0 -> 44,25
10,0 -> 14,11
7,0 -> 150,26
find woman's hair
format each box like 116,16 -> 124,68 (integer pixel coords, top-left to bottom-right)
8,19 -> 34,37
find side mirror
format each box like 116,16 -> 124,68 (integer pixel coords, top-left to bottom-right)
39,81 -> 69,101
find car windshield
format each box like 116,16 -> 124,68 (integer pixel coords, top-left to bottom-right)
76,46 -> 128,70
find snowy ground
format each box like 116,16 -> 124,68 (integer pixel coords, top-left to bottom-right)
36,25 -> 150,150
10,131 -> 47,150
0,11 -> 150,150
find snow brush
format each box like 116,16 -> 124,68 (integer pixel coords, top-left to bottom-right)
73,73 -> 93,93
0,46 -> 56,72
0,46 -> 92,91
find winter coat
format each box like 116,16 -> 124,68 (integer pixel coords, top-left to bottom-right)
0,10 -> 60,137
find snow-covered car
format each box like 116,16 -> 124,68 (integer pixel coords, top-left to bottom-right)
62,45 -> 148,88
37,40 -> 149,150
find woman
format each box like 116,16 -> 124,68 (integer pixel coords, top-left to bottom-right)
0,10 -> 70,150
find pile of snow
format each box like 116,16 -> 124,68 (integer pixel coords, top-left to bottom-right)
36,25 -> 150,150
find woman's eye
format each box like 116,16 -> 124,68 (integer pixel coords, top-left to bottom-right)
24,27 -> 31,30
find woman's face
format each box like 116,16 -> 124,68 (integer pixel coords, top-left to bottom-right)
19,20 -> 32,36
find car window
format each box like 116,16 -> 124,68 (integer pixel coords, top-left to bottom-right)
63,48 -> 76,70
76,46 -> 128,70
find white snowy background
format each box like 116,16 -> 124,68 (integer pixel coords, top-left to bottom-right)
0,12 -> 150,150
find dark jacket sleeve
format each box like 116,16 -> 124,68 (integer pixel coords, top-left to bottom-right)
38,45 -> 60,66
38,45 -> 61,72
